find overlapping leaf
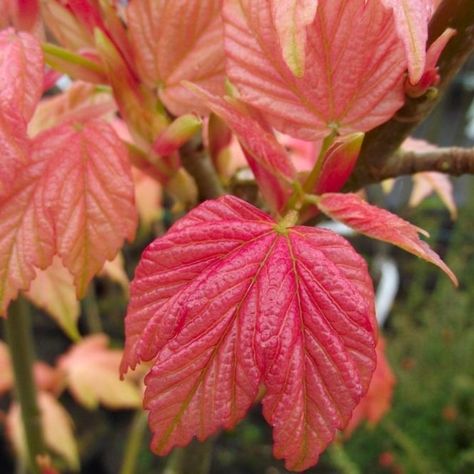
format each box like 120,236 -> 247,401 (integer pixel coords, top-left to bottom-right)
0,119 -> 137,314
0,28 -> 42,194
270,0 -> 318,76
316,193 -> 457,284
223,0 -> 406,140
0,27 -> 43,122
122,196 -> 376,471
345,338 -> 396,436
382,0 -> 434,84
59,334 -> 141,410
127,0 -> 226,116
188,84 -> 296,212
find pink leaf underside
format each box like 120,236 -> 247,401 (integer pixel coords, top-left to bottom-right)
0,120 -> 137,315
188,84 -> 296,212
381,0 -> 433,84
122,195 -> 376,471
271,0 -> 318,76
223,0 -> 407,140
0,28 -> 43,122
126,0 -> 226,116
316,193 -> 457,285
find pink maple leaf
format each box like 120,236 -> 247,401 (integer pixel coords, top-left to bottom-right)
122,195 -> 377,471
223,0 -> 406,140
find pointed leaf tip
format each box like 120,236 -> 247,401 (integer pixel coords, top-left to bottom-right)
123,195 -> 377,470
317,193 -> 458,286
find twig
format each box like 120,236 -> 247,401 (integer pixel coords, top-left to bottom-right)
347,146 -> 474,189
5,298 -> 45,474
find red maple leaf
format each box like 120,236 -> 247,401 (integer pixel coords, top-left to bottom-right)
122,195 -> 377,471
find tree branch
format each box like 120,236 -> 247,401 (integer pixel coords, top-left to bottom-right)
353,0 -> 474,177
347,146 -> 474,189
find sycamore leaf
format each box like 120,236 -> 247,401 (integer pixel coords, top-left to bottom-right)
122,196 -> 376,471
29,81 -> 116,136
126,0 -> 226,116
345,338 -> 396,437
26,257 -> 80,341
7,391 -> 80,471
381,0 -> 433,84
0,119 -> 137,314
316,193 -> 457,285
410,172 -> 457,220
188,84 -> 296,212
223,0 -> 406,140
59,334 -> 141,410
0,29 -> 42,194
0,28 -> 43,122
271,0 -> 318,77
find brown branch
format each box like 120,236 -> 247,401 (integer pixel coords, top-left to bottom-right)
347,147 -> 474,189
353,0 -> 474,178
180,135 -> 225,201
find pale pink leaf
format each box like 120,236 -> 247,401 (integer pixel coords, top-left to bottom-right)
132,169 -> 163,228
410,172 -> 457,220
0,145 -> 56,315
29,81 -> 117,136
317,193 -> 458,285
123,196 -> 376,470
224,0 -> 406,140
0,119 -> 137,314
7,391 -> 80,470
188,84 -> 296,212
382,0 -> 433,84
59,334 -> 141,410
0,28 -> 43,122
37,120 -> 137,297
26,257 -> 80,341
403,138 -> 457,219
127,0 -> 226,116
271,0 -> 318,77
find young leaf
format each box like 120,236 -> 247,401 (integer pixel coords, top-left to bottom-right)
316,193 -> 457,285
29,81 -> 116,136
0,120 -> 137,314
410,172 -> 457,220
381,0 -> 433,84
126,0 -> 226,116
122,196 -> 376,471
58,334 -> 141,410
223,0 -> 406,140
37,121 -> 137,298
26,257 -> 80,341
0,28 -> 43,122
188,84 -> 296,212
271,0 -> 318,77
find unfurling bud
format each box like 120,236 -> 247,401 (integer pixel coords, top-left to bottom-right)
152,114 -> 202,157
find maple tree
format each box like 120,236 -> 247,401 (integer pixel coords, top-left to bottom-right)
0,0 -> 473,473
